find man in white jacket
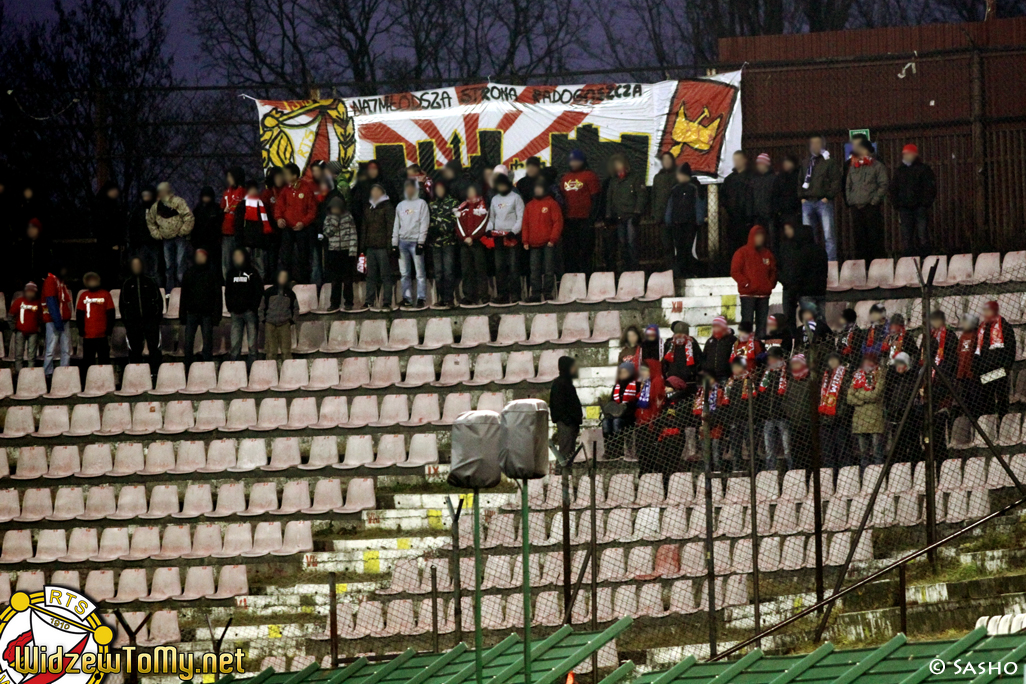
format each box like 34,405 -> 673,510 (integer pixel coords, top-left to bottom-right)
486,173 -> 525,304
392,179 -> 431,308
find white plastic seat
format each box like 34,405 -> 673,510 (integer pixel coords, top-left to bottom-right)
251,397 -> 288,431
465,353 -> 503,386
149,362 -> 186,395
496,351 -> 535,384
13,367 -> 47,400
938,253 -> 975,286
831,260 -> 866,291
47,487 -> 84,521
521,314 -> 558,345
338,478 -> 375,513
609,271 -> 645,302
243,360 -> 278,392
434,392 -> 472,425
353,319 -> 388,352
124,402 -> 162,435
174,483 -> 213,518
341,396 -> 378,428
176,566 -> 216,600
43,366 -> 82,399
60,528 -> 99,563
973,252 -> 1002,283
208,483 -> 246,517
580,272 -> 615,303
45,446 -> 80,479
155,400 -> 193,434
488,314 -> 527,347
322,320 -> 357,353
190,400 -> 226,432
382,319 -> 419,352
301,358 -> 339,391
431,354 -> 471,387
273,359 -> 309,391
293,283 -> 317,313
63,407 -> 99,436
275,520 -> 313,555
856,258 -> 894,290
303,478 -> 344,513
369,394 -> 408,427
264,437 -> 302,471
2,407 -> 35,439
241,521 -> 281,554
555,312 -> 591,344
200,440 -> 237,472
417,318 -> 454,350
396,355 -> 435,388
452,316 -> 490,348
141,484 -> 180,519
366,356 -> 401,389
93,402 -> 129,436
553,273 -> 586,304
528,349 -> 561,384
34,405 -> 70,437
93,527 -> 131,562
294,321 -> 326,354
211,523 -> 251,557
583,310 -> 622,343
274,480 -> 310,514
142,568 -> 182,602
79,365 -> 116,398
220,398 -> 257,432
641,270 -> 675,301
281,397 -> 318,430
333,357 -> 370,390
210,361 -> 247,393
229,439 -> 268,472
312,396 -> 347,430
79,485 -> 116,520
16,488 -> 53,521
401,393 -> 440,426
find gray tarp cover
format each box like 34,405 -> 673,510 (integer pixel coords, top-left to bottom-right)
499,399 -> 550,480
448,410 -> 502,488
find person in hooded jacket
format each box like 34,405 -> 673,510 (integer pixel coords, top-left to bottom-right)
721,356 -> 755,471
92,181 -> 125,286
179,248 -> 222,368
730,225 -> 777,337
703,316 -> 737,382
640,324 -> 663,362
836,307 -> 864,364
515,157 -> 544,202
560,149 -> 602,275
664,163 -> 701,278
321,195 -> 359,310
361,184 -> 396,311
428,180 -> 460,308
795,302 -> 833,353
605,153 -> 646,271
128,186 -> 160,280
635,359 -> 667,473
119,256 -> 164,376
776,222 -> 802,326
277,163 -> 319,283
225,248 -> 264,367
522,177 -> 564,302
192,186 -> 222,277
550,356 -> 583,464
220,167 -> 247,278
455,183 -> 489,306
486,174 -> 524,304
650,152 -> 678,227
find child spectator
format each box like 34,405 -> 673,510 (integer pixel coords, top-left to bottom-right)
361,184 -> 395,311
603,362 -> 639,459
848,352 -> 887,468
428,180 -> 459,309
392,179 -> 430,308
882,312 -> 918,365
455,184 -> 489,306
731,320 -> 763,368
862,304 -> 887,356
722,357 -> 754,471
836,307 -> 863,363
233,180 -> 274,279
819,352 -> 850,467
760,314 -> 794,359
704,316 -> 737,382
641,324 -> 663,362
320,196 -> 359,310
619,326 -> 642,368
783,353 -> 813,469
486,174 -> 524,305
259,269 -> 298,364
9,282 -> 41,374
662,321 -> 703,387
75,271 -> 116,378
730,225 -> 777,337
759,347 -> 792,471
522,178 -> 564,302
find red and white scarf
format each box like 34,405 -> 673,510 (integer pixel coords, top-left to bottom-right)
841,324 -> 858,355
244,196 -> 274,235
975,316 -> 1005,355
819,365 -> 846,415
692,384 -> 720,416
664,335 -> 696,366
731,335 -> 757,364
852,366 -> 878,391
723,373 -> 752,405
881,324 -> 905,361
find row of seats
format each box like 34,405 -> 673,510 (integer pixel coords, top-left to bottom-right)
975,614 -> 1026,635
1,392 -> 504,439
0,518 -> 316,563
2,436 -> 437,479
827,253 -> 1026,291
0,477 -> 375,523
66,564 -> 248,603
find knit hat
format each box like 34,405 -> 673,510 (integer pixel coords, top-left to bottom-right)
28,218 -> 42,230
756,153 -> 771,166
24,282 -> 37,293
671,321 -> 688,334
892,351 -> 911,367
790,353 -> 808,366
569,149 -> 586,164
677,163 -> 692,176
618,361 -> 636,374
493,164 -> 509,177
667,376 -> 687,391
902,144 -> 919,155
712,316 -> 728,327
842,308 -> 858,323
890,313 -> 906,327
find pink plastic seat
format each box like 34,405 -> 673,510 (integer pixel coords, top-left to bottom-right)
465,353 -> 503,386
34,405 -> 70,437
47,487 -> 84,521
366,434 -> 405,468
452,316 -> 490,348
155,401 -> 193,434
579,272 -> 615,303
209,483 -> 247,518
533,592 -> 561,626
366,356 -> 401,389
141,484 -> 180,519
641,270 -> 675,301
45,446 -> 80,479
220,398 -> 257,432
830,260 -> 866,291
16,488 -> 52,522
322,320 -> 357,353
274,520 -> 313,555
250,397 -> 287,431
998,251 -> 1026,283
0,489 -> 19,521
382,319 -> 419,352
938,253 -> 975,286
281,397 -> 317,430
212,523 -> 251,557
0,370 -> 11,401
264,437 -> 302,471
303,478 -> 345,513
241,521 -> 281,555
10,447 -> 45,479
273,359 -> 309,391
856,258 -> 894,290
190,400 -> 226,432
243,360 -> 278,392
230,439 -> 268,472
210,361 -> 247,393
62,404 -> 99,437
201,439 -> 237,472
178,361 -> 216,394
401,394 -> 440,426
149,362 -> 186,395
141,566 -> 182,601
434,392 -> 472,425
2,407 -> 35,439
888,257 -> 922,288
273,480 -> 310,514
123,402 -> 162,435
353,319 -> 388,352
174,483 -> 213,518
555,312 -> 590,344
528,349 -> 561,384
417,318 -> 454,350
13,367 -> 47,400
496,351 -> 535,384
93,402 -> 129,437
79,485 -> 116,520
488,314 -> 527,347
61,528 -> 99,562
431,354 -> 471,387
341,396 -> 378,428
301,358 -> 339,391
333,357 -> 370,390
175,566 -> 216,600
241,482 -> 279,516
339,478 -> 375,513
974,252 -> 1002,283
396,355 -> 435,388
0,529 -> 33,563
40,366 -> 80,399
183,524 -> 222,559
609,271 -> 645,302
93,527 -> 131,561
553,273 -> 586,304
583,310 -> 622,343
521,314 -> 558,345
369,394 -> 408,426
294,321 -> 326,354
78,365 -> 115,398
312,396 -> 347,430
108,484 -> 148,520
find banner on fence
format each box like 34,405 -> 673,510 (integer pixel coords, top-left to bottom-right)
252,71 -> 743,183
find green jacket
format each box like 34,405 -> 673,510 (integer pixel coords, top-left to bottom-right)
429,195 -> 459,247
361,199 -> 396,250
605,155 -> 647,220
846,366 -> 887,434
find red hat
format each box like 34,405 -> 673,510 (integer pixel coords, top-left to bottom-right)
28,218 -> 42,229
667,376 -> 687,391
902,144 -> 919,155
756,153 -> 771,165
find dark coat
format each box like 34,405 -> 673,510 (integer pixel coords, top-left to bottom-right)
605,156 -> 646,220
772,168 -> 802,221
180,262 -> 223,319
757,367 -> 789,420
890,159 -> 937,210
722,169 -> 754,223
225,259 -> 264,314
662,337 -> 704,384
361,199 -> 396,250
798,154 -> 842,201
129,195 -> 159,249
11,236 -> 52,292
549,357 -> 583,427
750,170 -> 776,220
703,332 -> 737,381
649,168 -> 677,223
118,272 -> 164,327
92,182 -> 125,249
665,181 -> 699,226
783,377 -> 813,428
192,199 -> 222,251
778,224 -> 828,298
977,318 -> 1016,373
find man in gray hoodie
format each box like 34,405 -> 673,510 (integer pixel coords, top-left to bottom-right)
392,179 -> 430,308
486,173 -> 524,304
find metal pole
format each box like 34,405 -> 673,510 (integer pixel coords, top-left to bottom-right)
806,322 -> 825,607
521,479 -> 532,684
745,376 -> 761,645
898,564 -> 908,634
702,376 -> 717,657
446,497 -> 464,644
329,572 -> 339,667
562,457 -> 572,617
921,263 -> 939,572
472,488 -> 484,684
589,444 -> 599,676
431,566 -> 440,653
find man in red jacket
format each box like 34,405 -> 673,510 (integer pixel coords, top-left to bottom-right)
522,179 -> 564,302
730,225 -> 777,337
276,162 -> 319,283
560,149 -> 601,274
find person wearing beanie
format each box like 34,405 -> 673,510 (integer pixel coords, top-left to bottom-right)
890,143 -> 937,257
225,248 -> 264,368
882,312 -> 919,365
662,320 -> 703,387
848,351 -> 887,467
455,183 -> 490,306
977,300 -> 1016,417
128,186 -> 160,280
393,178 -> 431,308
219,167 -> 247,278
485,173 -> 524,304
731,320 -> 763,367
835,307 -> 863,363
522,177 -> 564,302
147,181 -> 194,290
751,152 -> 776,245
703,315 -> 737,382
119,256 -> 164,377
361,183 -> 395,311
427,180 -> 459,308
845,137 -> 890,262
730,225 -> 777,337
796,301 -> 832,351
180,248 -> 222,368
41,263 -> 73,377
515,156 -> 544,202
604,153 -> 646,271
277,162 -> 319,283
758,346 -> 792,471
760,313 -> 794,359
8,282 -> 41,374
664,162 -> 701,278
818,351 -> 851,467
799,134 -> 842,261
76,271 -> 116,380
560,149 -> 601,275
773,154 -> 803,231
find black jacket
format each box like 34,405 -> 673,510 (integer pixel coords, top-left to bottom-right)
665,181 -> 698,226
721,169 -> 754,223
662,337 -> 703,384
180,262 -> 223,319
772,168 -> 802,221
760,327 -> 794,359
192,198 -> 222,251
225,260 -> 264,314
884,367 -> 920,422
129,194 -> 159,249
92,182 -> 125,249
10,236 -> 52,292
549,357 -> 583,428
779,224 -> 828,298
977,318 -> 1016,373
750,170 -> 775,220
119,272 -> 164,326
890,159 -> 937,210
703,332 -> 737,382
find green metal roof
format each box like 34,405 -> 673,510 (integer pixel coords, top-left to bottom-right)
631,629 -> 1026,684
233,617 -> 633,684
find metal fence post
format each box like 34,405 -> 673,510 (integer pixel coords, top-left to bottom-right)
431,566 -> 439,653
701,376 -> 717,657
329,572 -> 338,667
745,374 -> 761,645
806,322 -> 825,607
920,263 -> 940,572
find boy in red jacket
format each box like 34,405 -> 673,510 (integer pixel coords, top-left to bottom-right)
76,271 -> 116,378
276,162 -> 319,283
522,179 -> 564,302
455,184 -> 490,306
9,282 -> 41,374
730,225 -> 777,338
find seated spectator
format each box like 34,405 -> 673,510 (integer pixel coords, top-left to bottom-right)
783,353 -> 813,469
836,307 -> 863,364
662,321 -> 703,388
225,249 -> 263,368
819,352 -> 851,468
641,324 -> 662,362
75,272 -> 116,380
760,314 -> 794,359
42,264 -> 73,378
862,304 -> 887,356
393,179 -> 430,309
882,313 -> 918,366
180,249 -> 221,368
120,257 -> 164,378
321,196 -> 358,310
427,180 -> 459,309
796,301 -> 833,351
976,300 -> 1016,417
730,225 -> 776,337
9,282 -> 41,375
361,184 -> 395,311
603,362 -> 639,458
619,325 -> 642,368
885,351 -> 922,463
260,269 -> 298,364
848,352 -> 887,468
455,183 -> 489,306
731,321 -> 763,367
522,178 -> 564,302
759,347 -> 791,471
890,143 -> 936,257
704,316 -> 737,382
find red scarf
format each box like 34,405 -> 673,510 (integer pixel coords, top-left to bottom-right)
759,364 -> 788,395
722,373 -> 752,405
612,380 -> 638,403
975,317 -> 1005,355
865,323 -> 882,348
852,366 -> 878,391
957,331 -> 976,379
664,335 -> 696,366
243,196 -> 274,235
692,384 -> 720,416
819,366 -> 846,415
731,336 -> 759,364
881,325 -> 905,361
851,155 -> 874,168
841,324 -> 858,355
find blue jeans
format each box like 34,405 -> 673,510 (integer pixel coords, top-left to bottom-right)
398,240 -> 426,302
163,237 -> 191,289
432,244 -> 457,305
221,235 -> 236,280
857,433 -> 885,470
230,311 -> 258,366
763,418 -> 792,471
802,199 -> 837,262
44,321 -> 71,376
616,217 -> 639,271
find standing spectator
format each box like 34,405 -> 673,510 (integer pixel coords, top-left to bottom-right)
603,362 -> 638,458
721,151 -> 754,256
783,353 -> 813,469
560,149 -> 602,275
604,153 -> 645,272
392,179 -> 430,309
750,153 -> 776,243
440,160 -> 472,201
722,357 -> 754,470
75,271 -> 116,378
361,184 -> 395,311
41,264 -> 73,378
799,135 -> 842,261
405,164 -> 434,201
262,168 -> 287,266
650,151 -> 678,270
662,321 -> 703,387
225,249 -> 263,368
796,302 -> 833,352
730,225 -> 777,337
760,314 -> 794,358
703,316 -> 737,382
846,138 -> 889,262
515,157 -> 543,201
777,222 -> 828,326
321,196 -> 359,311
772,154 -> 802,235
836,308 -> 863,364
862,304 -> 888,357
456,184 -> 489,306
11,219 -> 52,295
976,300 -> 1016,417
884,352 -> 922,463
929,310 -> 957,380
956,313 -> 982,417
890,144 -> 937,257
260,269 -> 298,364
486,174 -> 525,305
179,249 -> 221,368
776,221 -> 801,326
635,359 -> 667,473
119,256 -> 164,378
192,186 -> 222,274
758,347 -> 792,471
220,167 -> 246,278
550,356 -> 583,464
818,352 -> 850,467
848,352 -> 887,467
522,178 -> 564,302
8,282 -> 41,375
353,161 -> 397,227
428,180 -> 459,309
882,313 -> 919,365
92,181 -> 125,286
619,326 -> 643,368
277,163 -> 318,283
147,182 -> 194,290
128,186 -> 159,280
233,181 -> 274,279
664,164 -> 700,278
